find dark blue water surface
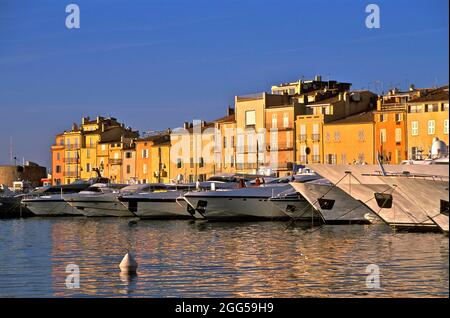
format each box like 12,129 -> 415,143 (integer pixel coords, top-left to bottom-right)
0,218 -> 448,297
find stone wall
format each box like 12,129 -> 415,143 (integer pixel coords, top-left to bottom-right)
0,165 -> 47,187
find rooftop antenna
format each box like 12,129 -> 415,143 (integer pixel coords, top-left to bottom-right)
9,136 -> 13,163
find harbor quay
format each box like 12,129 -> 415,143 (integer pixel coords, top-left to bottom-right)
1,76 -> 448,234
48,78 -> 448,186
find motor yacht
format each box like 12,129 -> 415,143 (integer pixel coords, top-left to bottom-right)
181,174 -> 321,221
63,183 -> 131,217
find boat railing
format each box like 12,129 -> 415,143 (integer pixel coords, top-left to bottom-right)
362,171 -> 449,182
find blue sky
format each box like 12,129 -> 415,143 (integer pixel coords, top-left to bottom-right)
0,0 -> 448,168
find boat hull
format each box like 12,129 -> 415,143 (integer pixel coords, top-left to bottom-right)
183,195 -> 289,220
22,197 -> 83,216
65,194 -> 135,217
119,194 -> 196,219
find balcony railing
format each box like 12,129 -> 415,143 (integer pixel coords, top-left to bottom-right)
64,171 -> 79,177
63,158 -> 80,164
109,158 -> 123,165
311,134 -> 320,142
311,155 -> 321,163
298,134 -> 307,142
65,144 -> 80,150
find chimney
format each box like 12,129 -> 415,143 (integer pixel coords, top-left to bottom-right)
183,122 -> 189,129
227,106 -> 235,116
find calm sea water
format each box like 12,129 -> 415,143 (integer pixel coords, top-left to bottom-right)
0,217 -> 448,297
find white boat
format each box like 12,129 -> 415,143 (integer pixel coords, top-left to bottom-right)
182,174 -> 321,221
63,183 -> 131,217
118,182 -> 208,219
22,182 -> 92,216
289,178 -> 377,224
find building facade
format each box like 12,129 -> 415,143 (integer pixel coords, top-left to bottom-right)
406,86 -> 449,159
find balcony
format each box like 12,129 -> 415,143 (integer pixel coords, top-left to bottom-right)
65,144 -> 80,150
64,171 -> 79,177
267,144 -> 293,151
64,158 -> 80,164
311,155 -> 321,163
298,134 -> 307,142
109,158 -> 123,165
380,103 -> 407,112
311,134 -> 320,142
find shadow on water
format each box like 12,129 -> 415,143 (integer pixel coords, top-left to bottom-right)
0,218 -> 447,297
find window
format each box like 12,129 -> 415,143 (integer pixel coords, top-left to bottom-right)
299,125 -> 307,141
223,136 -> 227,149
411,121 -> 419,136
230,155 -> 234,167
114,152 -> 119,159
190,158 -> 194,168
283,113 -> 289,128
56,165 -> 61,173
126,152 -> 132,159
126,165 -> 131,174
101,144 -> 106,151
56,153 -> 60,161
380,129 -> 387,143
395,128 -> 402,143
176,158 -> 182,169
341,154 -> 347,164
443,103 -> 449,112
199,157 -> 204,168
86,163 -> 91,172
395,113 -> 403,122
245,110 -> 256,126
286,131 -> 291,148
428,120 -> 435,135
426,104 -> 439,112
143,164 -> 148,174
327,154 -> 337,164
358,130 -> 365,142
445,119 -> 449,135
271,114 -> 277,129
334,131 -> 341,142
86,149 -> 90,159
142,149 -> 149,158
380,114 -> 387,122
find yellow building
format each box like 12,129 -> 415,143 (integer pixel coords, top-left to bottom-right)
97,138 -> 136,183
323,112 -> 375,165
170,121 -> 216,182
296,91 -> 376,164
62,126 -> 82,185
53,116 -> 138,184
406,86 -> 449,159
213,107 -> 237,175
234,92 -> 291,175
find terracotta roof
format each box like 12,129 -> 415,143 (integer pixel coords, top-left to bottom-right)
408,86 -> 449,103
326,111 -> 374,125
213,114 -> 235,123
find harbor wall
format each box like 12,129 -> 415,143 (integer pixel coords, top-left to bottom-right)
0,164 -> 47,187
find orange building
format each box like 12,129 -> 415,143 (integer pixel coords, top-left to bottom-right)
51,134 -> 65,185
135,132 -> 171,184
373,87 -> 424,164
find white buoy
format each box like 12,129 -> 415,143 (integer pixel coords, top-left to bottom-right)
119,253 -> 138,273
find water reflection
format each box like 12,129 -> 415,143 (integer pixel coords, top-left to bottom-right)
0,218 -> 447,297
